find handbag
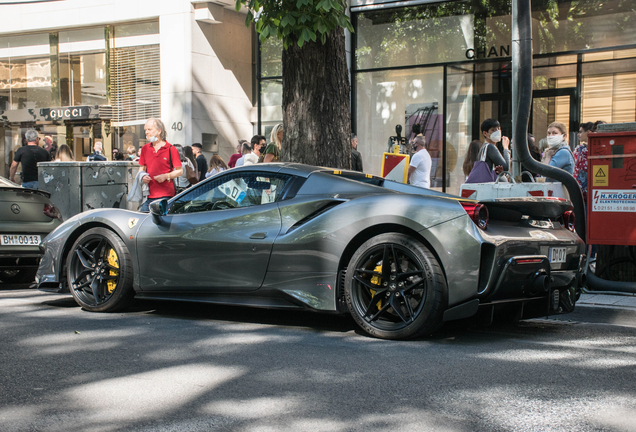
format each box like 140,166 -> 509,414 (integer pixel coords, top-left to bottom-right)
186,162 -> 198,185
465,144 -> 498,184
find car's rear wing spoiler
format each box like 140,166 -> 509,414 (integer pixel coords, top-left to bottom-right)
0,187 -> 51,199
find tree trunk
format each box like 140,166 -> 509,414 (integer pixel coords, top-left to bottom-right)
281,28 -> 351,169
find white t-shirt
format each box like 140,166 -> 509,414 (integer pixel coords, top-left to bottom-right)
243,153 -> 258,166
205,166 -> 226,178
409,148 -> 432,188
177,159 -> 195,188
235,156 -> 245,167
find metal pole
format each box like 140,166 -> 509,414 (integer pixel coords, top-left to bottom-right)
511,0 -> 520,177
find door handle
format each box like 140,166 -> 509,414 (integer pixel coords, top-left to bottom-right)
249,232 -> 267,239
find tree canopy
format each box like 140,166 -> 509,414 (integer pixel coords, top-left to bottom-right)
235,0 -> 354,49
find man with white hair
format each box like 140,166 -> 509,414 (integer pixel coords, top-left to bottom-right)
407,135 -> 432,189
9,129 -> 51,189
87,141 -> 107,161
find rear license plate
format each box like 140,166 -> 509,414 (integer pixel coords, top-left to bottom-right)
1,234 -> 41,246
549,247 -> 567,263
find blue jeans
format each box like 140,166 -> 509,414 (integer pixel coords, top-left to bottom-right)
140,196 -> 172,212
22,181 -> 38,190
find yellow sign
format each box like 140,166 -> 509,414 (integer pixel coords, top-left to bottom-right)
593,165 -> 609,187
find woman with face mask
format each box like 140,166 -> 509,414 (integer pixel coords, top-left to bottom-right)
479,118 -> 510,175
543,121 -> 574,179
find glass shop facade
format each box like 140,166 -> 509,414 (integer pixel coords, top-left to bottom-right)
257,0 -> 636,196
1,22 -> 159,176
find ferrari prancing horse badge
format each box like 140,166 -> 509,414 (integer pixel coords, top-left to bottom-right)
128,218 -> 139,229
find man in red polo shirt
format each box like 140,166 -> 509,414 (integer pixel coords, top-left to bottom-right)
139,118 -> 183,212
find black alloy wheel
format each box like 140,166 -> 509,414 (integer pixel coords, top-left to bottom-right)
66,227 -> 134,312
345,233 -> 446,340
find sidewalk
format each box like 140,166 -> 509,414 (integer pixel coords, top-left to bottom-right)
578,292 -> 636,309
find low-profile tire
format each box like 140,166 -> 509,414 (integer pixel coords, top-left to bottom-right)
344,233 -> 447,340
0,268 -> 37,284
66,227 -> 134,312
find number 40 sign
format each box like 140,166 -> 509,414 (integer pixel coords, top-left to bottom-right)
171,122 -> 183,131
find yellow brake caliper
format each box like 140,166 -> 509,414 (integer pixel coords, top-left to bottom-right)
369,265 -> 383,310
106,248 -> 119,293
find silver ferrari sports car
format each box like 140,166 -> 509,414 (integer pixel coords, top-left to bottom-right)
37,163 -> 586,339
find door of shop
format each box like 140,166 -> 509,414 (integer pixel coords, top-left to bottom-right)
473,88 -> 578,148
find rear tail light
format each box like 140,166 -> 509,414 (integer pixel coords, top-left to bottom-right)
562,210 -> 575,232
44,203 -> 62,221
461,202 -> 488,230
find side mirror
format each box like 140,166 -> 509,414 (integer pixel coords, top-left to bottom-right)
149,199 -> 168,224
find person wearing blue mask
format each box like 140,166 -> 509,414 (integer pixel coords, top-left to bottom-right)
543,121 -> 574,181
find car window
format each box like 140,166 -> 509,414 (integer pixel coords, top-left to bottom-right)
169,172 -> 292,214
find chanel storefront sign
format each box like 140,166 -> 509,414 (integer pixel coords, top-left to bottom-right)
41,106 -> 92,121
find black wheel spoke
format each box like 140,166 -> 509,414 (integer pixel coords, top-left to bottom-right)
403,278 -> 426,294
90,278 -> 102,304
390,296 -> 411,324
398,270 -> 423,281
74,279 -> 92,291
368,300 -> 392,322
104,262 -> 119,271
75,247 -> 94,270
402,294 -> 416,319
390,244 -> 399,272
102,274 -> 118,281
381,245 -> 392,278
94,238 -> 107,260
355,268 -> 382,278
72,269 -> 92,285
353,274 -> 384,292
363,290 -> 389,318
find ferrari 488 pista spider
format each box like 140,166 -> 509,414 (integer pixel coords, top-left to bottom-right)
37,163 -> 586,339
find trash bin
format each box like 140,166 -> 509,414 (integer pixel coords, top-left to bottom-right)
38,161 -> 139,221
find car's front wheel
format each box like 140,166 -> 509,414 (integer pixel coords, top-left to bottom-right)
66,227 -> 134,312
345,233 -> 446,340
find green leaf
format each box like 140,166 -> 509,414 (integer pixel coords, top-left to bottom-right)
261,24 -> 270,38
244,11 -> 253,27
297,34 -> 305,48
234,0 -> 242,12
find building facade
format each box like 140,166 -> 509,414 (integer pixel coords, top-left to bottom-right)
1,0 -> 254,176
4,0 -> 636,198
257,0 -> 636,196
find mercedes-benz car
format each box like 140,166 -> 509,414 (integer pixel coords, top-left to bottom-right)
1,176 -> 63,283
37,163 -> 586,339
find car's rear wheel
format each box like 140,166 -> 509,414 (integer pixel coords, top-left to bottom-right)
345,233 -> 446,340
0,268 -> 37,284
66,227 -> 134,312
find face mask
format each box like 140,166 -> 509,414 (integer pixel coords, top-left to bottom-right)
148,136 -> 159,143
547,135 -> 563,146
489,130 -> 502,143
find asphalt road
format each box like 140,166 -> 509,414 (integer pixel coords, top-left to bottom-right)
1,285 -> 636,432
